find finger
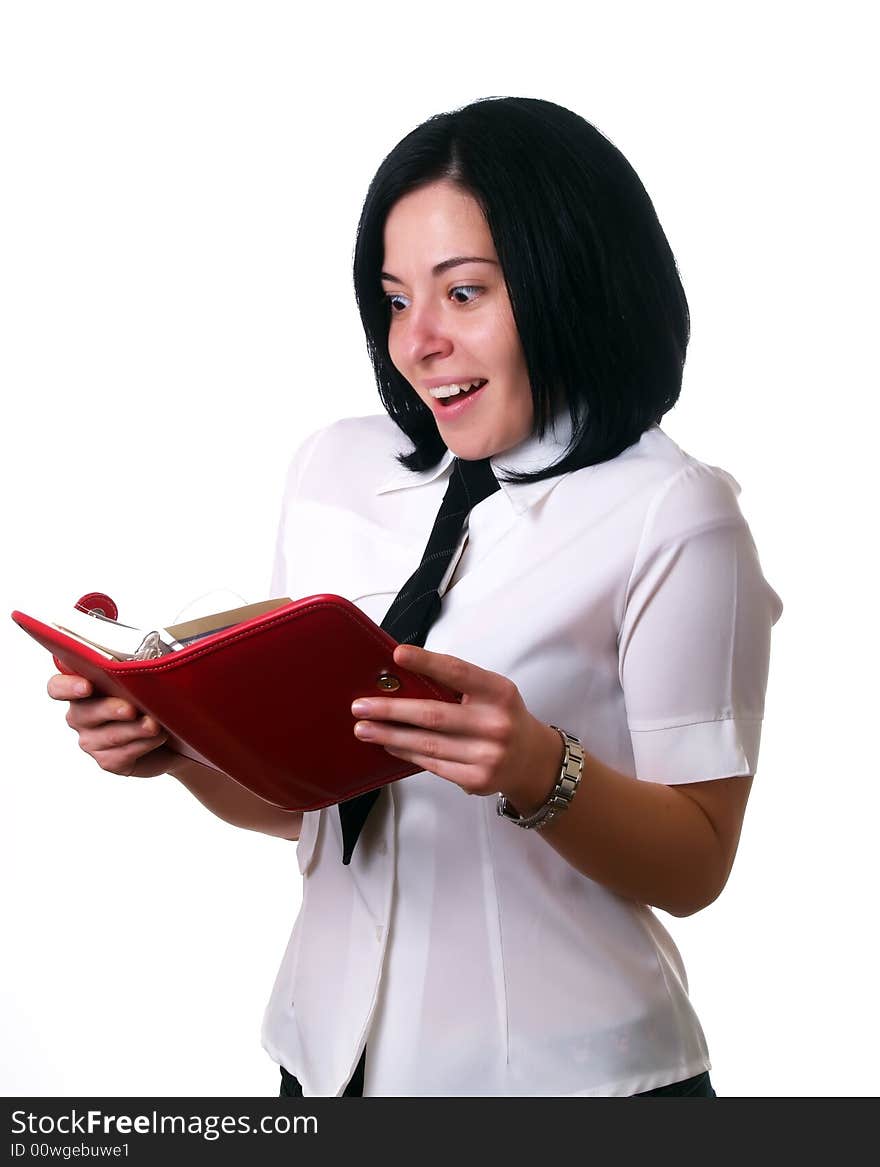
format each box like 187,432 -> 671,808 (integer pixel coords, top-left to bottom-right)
91,734 -> 169,776
78,715 -> 164,753
351,696 -> 472,732
67,697 -> 143,731
392,644 -> 498,696
358,720 -> 489,766
382,744 -> 482,791
48,674 -> 93,700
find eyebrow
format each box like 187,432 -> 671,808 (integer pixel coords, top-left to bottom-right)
380,256 -> 498,284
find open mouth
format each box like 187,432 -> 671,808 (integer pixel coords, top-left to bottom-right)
437,379 -> 488,406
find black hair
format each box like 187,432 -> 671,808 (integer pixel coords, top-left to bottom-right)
352,96 -> 690,483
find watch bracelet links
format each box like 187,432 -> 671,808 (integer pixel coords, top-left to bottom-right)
496,725 -> 585,830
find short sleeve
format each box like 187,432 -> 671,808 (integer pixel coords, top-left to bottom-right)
269,425 -> 328,599
618,462 -> 783,785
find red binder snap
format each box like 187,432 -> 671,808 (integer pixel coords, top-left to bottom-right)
75,593 -> 118,620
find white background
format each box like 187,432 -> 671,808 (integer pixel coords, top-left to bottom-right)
1,1 -> 876,1098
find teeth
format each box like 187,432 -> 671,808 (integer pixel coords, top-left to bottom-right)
429,380 -> 485,399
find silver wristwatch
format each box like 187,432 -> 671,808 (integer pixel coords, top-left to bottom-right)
496,726 -> 584,830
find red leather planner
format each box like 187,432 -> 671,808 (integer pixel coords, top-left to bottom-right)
11,594 -> 462,812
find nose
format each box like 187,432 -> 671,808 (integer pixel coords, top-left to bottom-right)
398,300 -> 453,366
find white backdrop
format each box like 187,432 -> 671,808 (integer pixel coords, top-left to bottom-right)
1,1 -> 876,1098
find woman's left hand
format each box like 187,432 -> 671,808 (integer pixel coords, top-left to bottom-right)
351,643 -> 563,812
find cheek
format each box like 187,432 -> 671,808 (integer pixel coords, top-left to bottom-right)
494,322 -> 530,396
491,304 -> 526,372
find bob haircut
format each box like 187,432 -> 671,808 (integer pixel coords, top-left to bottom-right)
353,96 -> 690,484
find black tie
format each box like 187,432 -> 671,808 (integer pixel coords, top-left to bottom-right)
338,456 -> 501,864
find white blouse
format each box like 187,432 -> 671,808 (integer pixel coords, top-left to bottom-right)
261,408 -> 783,1097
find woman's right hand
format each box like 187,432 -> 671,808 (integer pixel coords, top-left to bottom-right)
47,673 -> 177,779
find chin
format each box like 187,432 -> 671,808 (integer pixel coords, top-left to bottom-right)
442,434 -> 495,461
446,426 -> 529,462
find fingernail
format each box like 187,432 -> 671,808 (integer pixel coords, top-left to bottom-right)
75,682 -> 89,696
116,704 -> 129,717
354,722 -> 373,739
351,700 -> 371,716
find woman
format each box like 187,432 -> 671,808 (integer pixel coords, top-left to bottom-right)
49,97 -> 782,1097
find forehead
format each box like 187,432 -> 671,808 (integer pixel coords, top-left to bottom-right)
382,181 -> 495,264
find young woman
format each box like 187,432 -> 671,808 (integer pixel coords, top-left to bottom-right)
49,97 -> 783,1097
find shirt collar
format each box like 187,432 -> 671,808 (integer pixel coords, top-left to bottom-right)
376,405 -> 575,516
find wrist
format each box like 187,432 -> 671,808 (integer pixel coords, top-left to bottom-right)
502,722 -> 566,815
498,725 -> 585,831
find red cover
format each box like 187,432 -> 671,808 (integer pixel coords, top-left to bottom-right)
11,594 -> 461,812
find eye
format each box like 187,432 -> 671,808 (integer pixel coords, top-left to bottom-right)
385,293 -> 411,313
450,285 -> 482,304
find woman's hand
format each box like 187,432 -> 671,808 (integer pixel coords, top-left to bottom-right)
351,644 -> 563,813
47,673 -> 177,779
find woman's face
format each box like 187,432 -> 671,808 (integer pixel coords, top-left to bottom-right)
381,180 -> 534,461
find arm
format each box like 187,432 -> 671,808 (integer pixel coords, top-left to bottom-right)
500,722 -> 751,917
167,756 -> 303,841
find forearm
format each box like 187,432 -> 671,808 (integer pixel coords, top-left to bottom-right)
167,757 -> 303,841
513,727 -> 727,917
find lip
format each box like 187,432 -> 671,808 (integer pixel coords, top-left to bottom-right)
427,379 -> 489,421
